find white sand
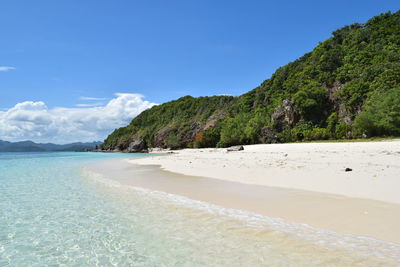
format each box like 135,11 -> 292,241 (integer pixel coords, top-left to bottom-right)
130,140 -> 400,204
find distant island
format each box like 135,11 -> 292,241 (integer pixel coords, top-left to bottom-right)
0,140 -> 102,152
102,11 -> 400,152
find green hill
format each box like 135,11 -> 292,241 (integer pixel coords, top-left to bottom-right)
102,11 -> 400,151
0,140 -> 102,152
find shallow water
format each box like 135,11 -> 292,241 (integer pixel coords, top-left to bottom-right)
0,152 -> 399,266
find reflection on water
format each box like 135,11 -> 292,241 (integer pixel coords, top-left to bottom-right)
0,152 -> 399,266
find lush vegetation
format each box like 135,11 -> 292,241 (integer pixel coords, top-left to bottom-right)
102,11 -> 400,150
102,95 -> 235,149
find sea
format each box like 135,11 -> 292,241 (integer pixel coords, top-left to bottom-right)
0,152 -> 399,266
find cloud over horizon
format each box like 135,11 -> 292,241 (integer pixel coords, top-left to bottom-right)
0,93 -> 156,144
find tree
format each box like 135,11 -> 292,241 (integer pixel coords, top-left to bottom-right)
354,86 -> 400,136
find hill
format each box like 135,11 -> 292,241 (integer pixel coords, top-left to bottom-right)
102,11 -> 400,151
0,140 -> 102,152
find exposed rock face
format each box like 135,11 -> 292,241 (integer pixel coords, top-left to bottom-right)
203,112 -> 226,130
150,112 -> 227,149
328,81 -> 354,124
261,126 -> 279,144
327,81 -> 344,101
153,125 -> 174,148
127,139 -> 147,153
271,99 -> 299,131
188,121 -> 201,141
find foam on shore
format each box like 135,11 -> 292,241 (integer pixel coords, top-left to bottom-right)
82,162 -> 400,265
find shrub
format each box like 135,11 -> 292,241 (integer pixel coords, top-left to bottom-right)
354,86 -> 400,136
218,113 -> 252,147
304,128 -> 331,140
335,122 -> 353,139
326,112 -> 339,135
165,134 -> 181,149
293,82 -> 329,122
194,127 -> 221,148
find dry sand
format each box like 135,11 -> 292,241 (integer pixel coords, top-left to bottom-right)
131,140 -> 400,204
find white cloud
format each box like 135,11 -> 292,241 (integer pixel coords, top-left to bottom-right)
0,93 -> 156,144
0,66 -> 16,72
79,96 -> 107,101
75,102 -> 104,107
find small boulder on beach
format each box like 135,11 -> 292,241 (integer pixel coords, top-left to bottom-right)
227,145 -> 244,152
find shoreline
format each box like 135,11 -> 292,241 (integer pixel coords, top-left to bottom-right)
129,140 -> 400,243
85,146 -> 400,243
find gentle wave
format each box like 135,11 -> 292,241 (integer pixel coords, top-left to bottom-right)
82,167 -> 400,266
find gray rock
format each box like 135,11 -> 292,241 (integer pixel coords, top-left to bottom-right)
227,145 -> 244,152
261,126 -> 279,144
271,99 -> 299,131
127,140 -> 147,153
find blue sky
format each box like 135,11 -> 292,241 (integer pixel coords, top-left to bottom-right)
0,0 -> 398,143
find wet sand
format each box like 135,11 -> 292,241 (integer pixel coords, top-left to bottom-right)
85,159 -> 400,243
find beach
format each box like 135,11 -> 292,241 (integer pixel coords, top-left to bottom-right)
132,141 -> 400,204
86,140 -> 400,245
78,141 -> 400,265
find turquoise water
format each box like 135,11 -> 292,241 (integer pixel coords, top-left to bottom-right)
0,152 -> 151,266
1,152 -> 399,266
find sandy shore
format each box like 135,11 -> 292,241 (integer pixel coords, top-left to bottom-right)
85,140 -> 400,243
85,159 -> 400,243
131,140 -> 400,204
115,140 -> 400,243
